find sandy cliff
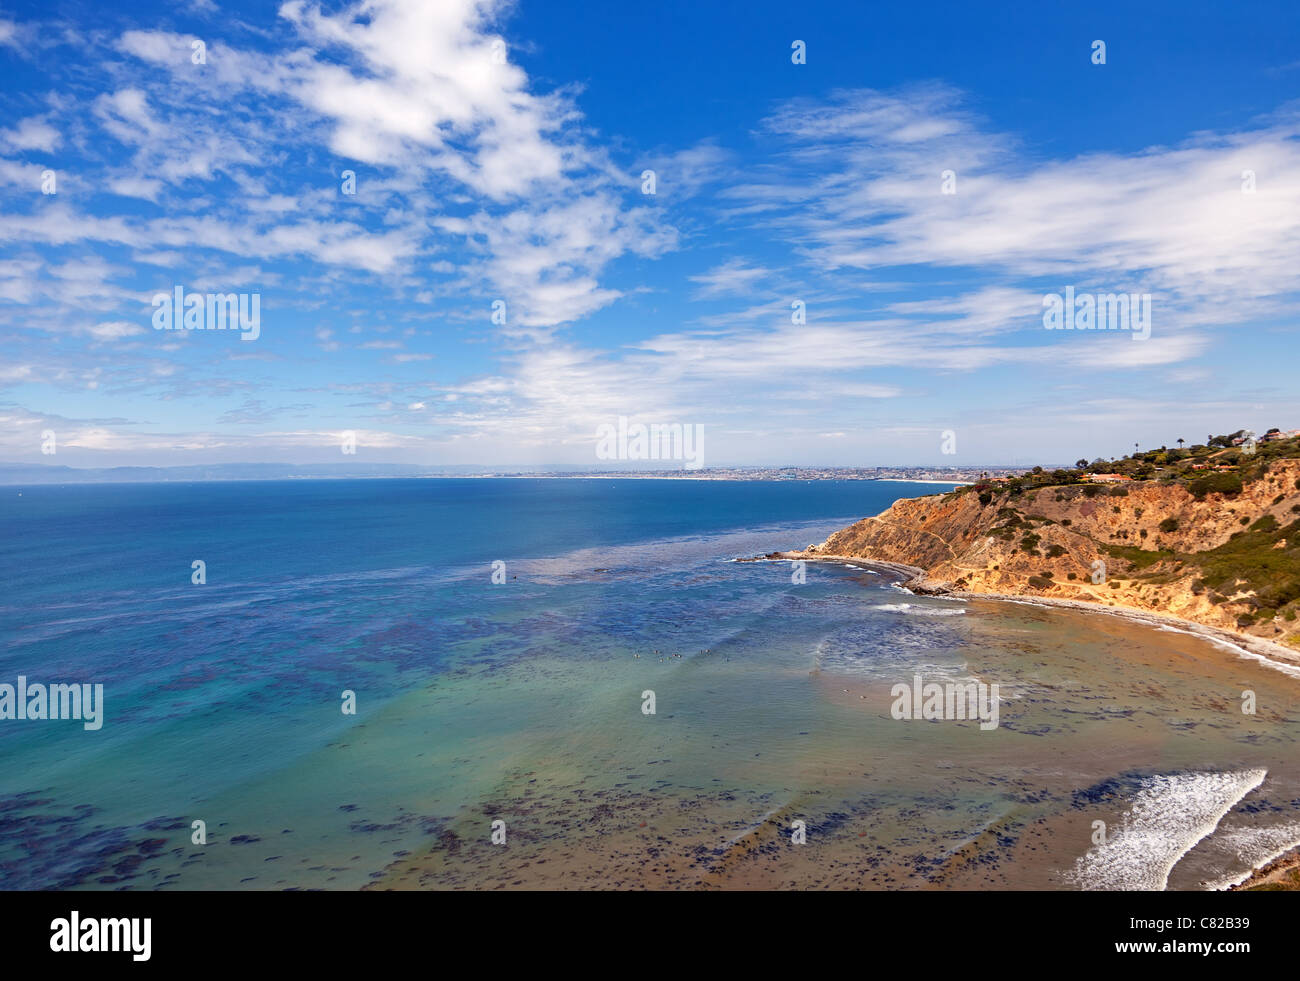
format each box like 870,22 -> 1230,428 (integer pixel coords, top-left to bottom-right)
793,458 -> 1300,654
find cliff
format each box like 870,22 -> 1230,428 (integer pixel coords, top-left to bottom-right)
794,457 -> 1300,653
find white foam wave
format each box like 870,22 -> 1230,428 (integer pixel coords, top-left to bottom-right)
871,602 -> 965,617
1068,768 -> 1267,891
1202,821 -> 1300,890
1153,623 -> 1300,680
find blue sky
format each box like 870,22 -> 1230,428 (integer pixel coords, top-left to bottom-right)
2,0 -> 1299,469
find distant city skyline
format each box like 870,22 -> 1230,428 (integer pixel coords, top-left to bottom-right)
3,0 -> 1299,469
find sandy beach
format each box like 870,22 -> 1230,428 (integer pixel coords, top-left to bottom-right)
762,551 -> 1300,677
754,549 -> 1300,890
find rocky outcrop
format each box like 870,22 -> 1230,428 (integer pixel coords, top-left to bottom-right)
794,459 -> 1300,651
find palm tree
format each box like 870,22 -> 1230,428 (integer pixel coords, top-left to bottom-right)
1177,438 -> 1185,450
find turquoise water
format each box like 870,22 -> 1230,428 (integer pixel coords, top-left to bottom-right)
2,478 -> 1298,890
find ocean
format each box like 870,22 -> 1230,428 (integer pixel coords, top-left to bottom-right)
1,478 -> 1297,890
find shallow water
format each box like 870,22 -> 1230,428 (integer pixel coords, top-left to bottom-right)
1,478 -> 1296,890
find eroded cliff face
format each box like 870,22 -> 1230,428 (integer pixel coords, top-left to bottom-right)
802,459 -> 1300,650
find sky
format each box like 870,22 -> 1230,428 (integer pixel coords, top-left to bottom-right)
1,0 -> 1299,470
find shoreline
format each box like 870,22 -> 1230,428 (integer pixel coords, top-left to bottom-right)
761,551 -> 1300,676
1230,845 -> 1300,890
758,548 -> 1300,891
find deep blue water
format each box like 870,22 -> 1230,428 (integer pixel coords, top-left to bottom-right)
5,477 -> 1295,892
0,477 -> 939,888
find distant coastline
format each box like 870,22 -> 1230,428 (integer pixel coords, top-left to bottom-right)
0,463 -> 1016,486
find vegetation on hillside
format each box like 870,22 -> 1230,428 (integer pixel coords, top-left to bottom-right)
945,429 -> 1298,502
936,429 -> 1300,636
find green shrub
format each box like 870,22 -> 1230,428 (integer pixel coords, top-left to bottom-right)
1251,514 -> 1279,533
1158,518 -> 1179,533
1103,544 -> 1174,571
1189,472 -> 1243,499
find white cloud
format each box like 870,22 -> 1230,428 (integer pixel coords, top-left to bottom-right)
275,0 -> 569,201
92,2 -> 680,328
93,89 -> 164,144
86,321 -> 145,340
108,176 -> 164,201
745,87 -> 1300,330
689,259 -> 772,300
0,117 -> 61,153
